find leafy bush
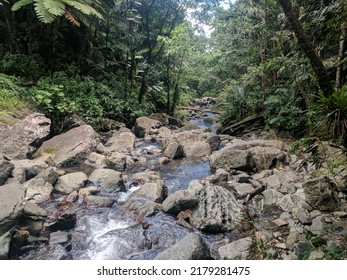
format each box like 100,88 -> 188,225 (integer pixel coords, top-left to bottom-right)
0,73 -> 33,115
0,53 -> 46,80
264,86 -> 306,133
313,85 -> 347,147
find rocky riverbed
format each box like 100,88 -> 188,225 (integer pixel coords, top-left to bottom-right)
1,97 -> 347,260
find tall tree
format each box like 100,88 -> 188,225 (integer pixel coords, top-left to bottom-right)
278,0 -> 334,96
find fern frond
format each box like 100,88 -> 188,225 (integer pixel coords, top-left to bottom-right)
34,0 -> 55,23
65,0 -> 103,19
43,0 -> 66,16
11,0 -> 34,11
64,10 -> 80,26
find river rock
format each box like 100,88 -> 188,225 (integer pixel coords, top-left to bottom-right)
84,152 -> 106,168
11,158 -> 49,184
79,186 -> 98,197
310,216 -> 327,235
276,194 -> 310,212
24,178 -> 53,203
84,195 -> 116,207
55,172 -> 88,194
23,202 -> 47,217
0,181 -> 25,259
35,166 -> 61,185
131,171 -> 162,184
166,129 -> 214,159
126,201 -> 162,222
218,237 -> 253,260
162,189 -> 199,214
155,233 -> 210,260
191,181 -> 243,232
133,117 -> 162,138
48,212 -> 77,231
0,182 -> 25,234
88,169 -> 125,192
302,176 -> 340,211
0,113 -> 51,159
248,146 -> 286,171
105,152 -> 127,171
22,244 -> 72,260
207,135 -> 221,151
49,231 -> 69,245
164,142 -> 184,159
33,125 -> 98,167
296,208 -> 312,225
102,129 -> 135,154
210,148 -> 254,172
134,182 -> 168,203
261,189 -> 284,206
0,155 -> 14,185
0,231 -> 11,260
183,142 -> 211,159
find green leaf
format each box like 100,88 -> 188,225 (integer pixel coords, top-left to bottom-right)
43,0 -> 65,16
65,0 -> 103,19
34,0 -> 56,23
11,0 -> 34,11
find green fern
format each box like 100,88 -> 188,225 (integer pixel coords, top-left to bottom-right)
34,0 -> 56,23
43,0 -> 65,16
11,0 -> 34,11
11,0 -> 104,24
65,0 -> 103,19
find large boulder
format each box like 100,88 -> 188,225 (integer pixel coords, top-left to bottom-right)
162,189 -> 199,214
33,125 -> 98,167
88,169 -> 125,192
11,158 -> 49,183
0,182 -> 25,259
164,129 -> 214,160
133,182 -> 168,203
163,180 -> 244,232
190,182 -> 244,232
0,113 -> 51,159
131,171 -> 162,184
55,172 -> 88,194
209,139 -> 287,172
210,148 -> 254,172
155,233 -> 210,260
102,129 -> 135,154
133,117 -> 162,138
302,176 -> 340,211
0,154 -> 14,185
24,178 -> 54,203
218,237 -> 253,260
248,146 -> 286,172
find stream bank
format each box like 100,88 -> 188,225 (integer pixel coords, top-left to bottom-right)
1,97 -> 347,260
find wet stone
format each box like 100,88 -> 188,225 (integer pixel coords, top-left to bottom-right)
50,231 -> 69,245
272,218 -> 288,227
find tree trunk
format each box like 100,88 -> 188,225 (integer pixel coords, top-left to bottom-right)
278,0 -> 334,96
336,23 -> 347,90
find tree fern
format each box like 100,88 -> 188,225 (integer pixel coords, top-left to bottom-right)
11,0 -> 104,24
65,0 -> 103,19
43,0 -> 66,16
34,0 -> 56,23
11,0 -> 34,11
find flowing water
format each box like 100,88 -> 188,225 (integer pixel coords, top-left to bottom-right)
21,110 -> 217,260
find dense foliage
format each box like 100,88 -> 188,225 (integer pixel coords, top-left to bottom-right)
1,0 -> 347,146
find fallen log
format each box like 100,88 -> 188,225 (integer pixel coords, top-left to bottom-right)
219,114 -> 265,136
